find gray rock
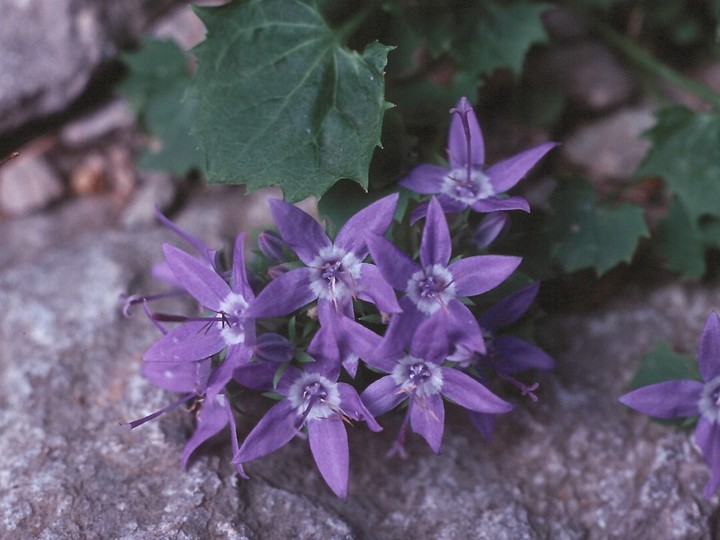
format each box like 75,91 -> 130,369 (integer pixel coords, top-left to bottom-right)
0,0 -> 180,134
0,152 -> 64,215
0,189 -> 717,538
60,99 -> 135,147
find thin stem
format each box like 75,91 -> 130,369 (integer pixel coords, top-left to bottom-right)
588,18 -> 720,110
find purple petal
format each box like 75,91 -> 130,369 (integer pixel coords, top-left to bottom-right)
163,244 -> 230,311
233,361 -> 278,391
154,206 -> 216,266
450,255 -> 522,297
306,324 -> 342,380
143,321 -> 225,363
338,383 -> 382,432
399,164 -> 448,194
699,311 -> 720,382
232,233 -> 253,300
479,283 -> 540,331
448,97 -> 484,169
486,142 -> 557,193
420,197 -> 451,268
254,333 -> 295,364
206,344 -> 253,401
366,233 -> 418,291
224,397 -> 247,478
695,417 -> 720,499
467,411 -> 495,441
447,300 -> 486,353
411,316 -> 449,364
142,358 -> 211,393
473,212 -> 508,249
181,394 -> 230,468
335,193 -> 399,258
441,367 -> 514,413
471,196 -> 530,213
619,380 -> 703,418
410,393 -> 445,453
246,267 -> 316,318
233,400 -> 297,463
361,376 -> 405,416
490,336 -> 556,373
308,418 -> 349,499
357,264 -> 402,313
370,297 -> 426,366
409,196 -> 467,224
269,198 -> 331,265
336,316 -> 386,371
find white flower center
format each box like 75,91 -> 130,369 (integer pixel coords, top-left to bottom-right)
441,167 -> 494,204
309,245 -> 361,301
392,355 -> 443,398
287,373 -> 341,423
406,264 -> 456,315
700,375 -> 720,423
218,292 -> 249,346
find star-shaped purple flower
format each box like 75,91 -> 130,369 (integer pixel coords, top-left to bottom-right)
232,358 -> 381,499
367,196 -> 521,356
619,311 -> 720,499
358,319 -> 513,456
400,97 -> 556,220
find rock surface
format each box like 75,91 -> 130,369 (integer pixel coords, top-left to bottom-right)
0,187 -> 717,539
0,0 -> 181,134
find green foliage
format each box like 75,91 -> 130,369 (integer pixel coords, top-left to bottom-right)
549,179 -> 648,275
638,106 -> 720,223
631,341 -> 699,390
192,0 -> 391,202
120,38 -> 204,175
654,196 -> 707,279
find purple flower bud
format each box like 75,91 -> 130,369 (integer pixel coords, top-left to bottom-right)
254,333 -> 296,363
473,212 -> 508,249
258,230 -> 286,262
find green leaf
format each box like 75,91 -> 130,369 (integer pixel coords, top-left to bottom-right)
192,0 -> 392,202
631,341 -> 699,389
120,38 -> 204,175
653,196 -> 707,279
637,106 -> 720,222
550,179 -> 648,275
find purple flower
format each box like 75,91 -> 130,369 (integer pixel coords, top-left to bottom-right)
367,197 -> 521,356
359,318 -> 513,456
619,311 -> 720,499
232,359 -> 381,499
144,233 -> 260,395
400,97 -> 556,220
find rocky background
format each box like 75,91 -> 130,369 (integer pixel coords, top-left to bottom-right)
1,2 -> 719,539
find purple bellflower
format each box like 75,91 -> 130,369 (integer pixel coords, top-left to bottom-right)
232,356 -> 381,499
619,311 -> 720,499
246,194 -> 402,375
366,196 -> 521,357
144,232 -> 260,397
357,318 -> 514,456
400,97 -> 556,221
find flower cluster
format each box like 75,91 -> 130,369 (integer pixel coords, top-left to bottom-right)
620,311 -> 720,499
124,97 -> 556,498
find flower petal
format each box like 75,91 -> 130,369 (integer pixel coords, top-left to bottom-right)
411,316 -> 449,365
699,311 -> 720,382
490,336 -> 556,373
231,232 -> 253,300
181,394 -> 230,469
366,233 -> 418,291
410,393 -> 445,453
399,164 -> 448,194
338,383 -> 382,432
246,267 -> 316,318
420,197 -> 452,268
448,97 -> 484,169
233,361 -> 278,391
269,198 -> 331,265
471,196 -> 529,213
357,263 -> 402,313
163,243 -> 230,311
142,358 -> 211,393
619,380 -> 703,418
695,417 -> 720,499
467,411 -> 495,441
143,321 -> 225,363
233,400 -> 297,464
485,142 -> 557,193
441,367 -> 514,414
308,418 -> 349,499
154,206 -> 216,266
449,255 -> 522,297
361,376 -> 405,416
447,300 -> 486,353
335,193 -> 399,259
479,283 -> 540,331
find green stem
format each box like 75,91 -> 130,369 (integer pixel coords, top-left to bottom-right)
588,18 -> 720,110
